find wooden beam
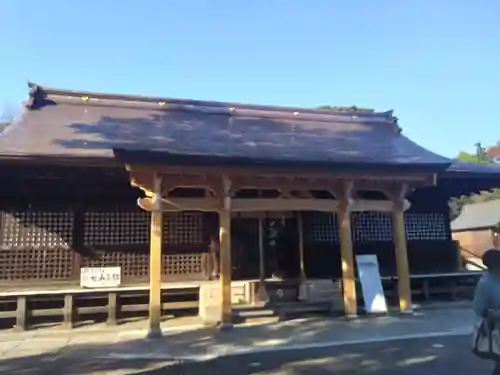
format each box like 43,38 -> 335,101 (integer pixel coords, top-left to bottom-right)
137,197 -> 410,213
129,168 -> 223,196
126,164 -> 433,182
147,173 -> 163,338
352,199 -> 411,212
219,175 -> 233,330
127,166 -> 436,200
138,197 -> 220,212
131,172 -> 427,195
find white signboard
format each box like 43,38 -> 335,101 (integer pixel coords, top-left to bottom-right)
80,267 -> 121,288
356,255 -> 388,314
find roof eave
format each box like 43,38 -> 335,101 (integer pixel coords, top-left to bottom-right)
113,148 -> 451,174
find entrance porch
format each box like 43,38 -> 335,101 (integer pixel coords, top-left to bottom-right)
126,165 -> 432,335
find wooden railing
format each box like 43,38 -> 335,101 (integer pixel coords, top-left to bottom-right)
0,271 -> 483,331
379,271 -> 482,303
0,284 -> 200,331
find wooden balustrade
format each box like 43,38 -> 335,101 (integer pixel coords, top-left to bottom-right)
0,285 -> 200,331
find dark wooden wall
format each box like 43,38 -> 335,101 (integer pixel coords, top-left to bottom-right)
0,165 -> 213,285
0,164 -> 458,285
302,186 -> 457,278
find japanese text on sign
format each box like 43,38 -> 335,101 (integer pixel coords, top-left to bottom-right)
80,267 -> 121,288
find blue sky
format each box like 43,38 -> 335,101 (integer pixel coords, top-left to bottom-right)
1,1 -> 499,157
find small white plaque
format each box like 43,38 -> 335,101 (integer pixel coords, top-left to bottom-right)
80,267 -> 121,288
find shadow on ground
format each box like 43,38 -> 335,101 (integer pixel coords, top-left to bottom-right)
0,317 -> 487,375
0,334 -> 488,375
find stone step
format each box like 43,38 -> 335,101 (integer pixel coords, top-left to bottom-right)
233,301 -> 337,321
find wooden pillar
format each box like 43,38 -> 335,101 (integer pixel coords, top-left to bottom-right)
63,294 -> 75,329
256,214 -> 269,303
297,212 -> 308,301
148,172 -> 163,338
297,212 -> 306,280
336,182 -> 357,317
391,185 -> 412,313
15,296 -> 27,331
338,199 -> 357,316
219,175 -> 233,329
106,292 -> 119,326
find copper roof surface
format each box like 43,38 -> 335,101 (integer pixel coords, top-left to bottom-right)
0,83 -> 451,169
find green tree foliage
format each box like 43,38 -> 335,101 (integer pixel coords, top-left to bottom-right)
456,151 -> 482,163
456,143 -> 494,164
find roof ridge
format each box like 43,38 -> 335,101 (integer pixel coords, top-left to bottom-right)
26,82 -> 395,120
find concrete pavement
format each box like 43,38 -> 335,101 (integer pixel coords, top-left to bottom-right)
0,307 -> 483,374
203,336 -> 493,375
0,335 -> 490,374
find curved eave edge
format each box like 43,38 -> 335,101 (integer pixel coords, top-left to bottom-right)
113,148 -> 451,173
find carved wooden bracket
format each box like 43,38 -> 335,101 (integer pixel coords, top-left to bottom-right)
329,180 -> 354,200
153,173 -> 162,211
221,175 -> 232,211
330,181 -> 355,213
382,183 -> 411,212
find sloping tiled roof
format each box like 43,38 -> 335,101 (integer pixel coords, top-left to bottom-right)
451,199 -> 500,231
0,83 -> 452,170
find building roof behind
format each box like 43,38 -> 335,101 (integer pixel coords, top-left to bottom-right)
0,83 -> 452,170
451,199 -> 500,232
445,161 -> 500,177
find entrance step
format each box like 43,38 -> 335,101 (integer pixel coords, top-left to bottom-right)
233,300 -> 338,322
233,305 -> 277,319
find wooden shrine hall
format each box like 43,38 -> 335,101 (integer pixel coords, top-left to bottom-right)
0,83 -> 462,335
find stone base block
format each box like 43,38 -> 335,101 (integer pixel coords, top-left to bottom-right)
198,281 -> 254,325
199,282 -> 223,326
299,279 -> 344,311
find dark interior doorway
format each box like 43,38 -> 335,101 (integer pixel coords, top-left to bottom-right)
230,215 -> 300,280
264,216 -> 300,279
231,217 -> 259,279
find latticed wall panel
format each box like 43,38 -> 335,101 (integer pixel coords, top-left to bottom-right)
81,210 -> 208,280
1,211 -> 73,249
83,210 -> 150,246
163,253 -> 205,277
303,212 -> 339,244
0,210 -> 75,281
163,213 -> 204,245
0,208 -> 209,282
404,213 -> 447,241
0,248 -> 73,280
83,210 -> 205,246
82,252 -> 206,279
304,211 -> 448,243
